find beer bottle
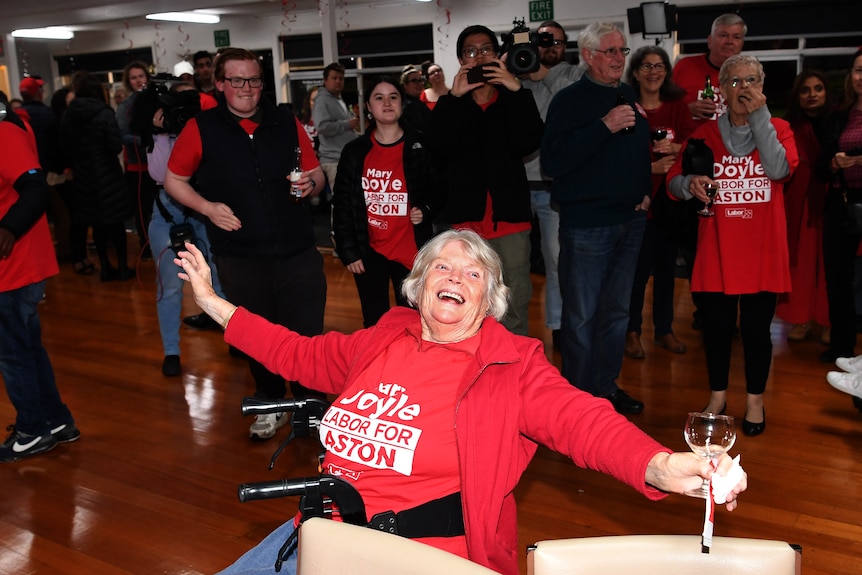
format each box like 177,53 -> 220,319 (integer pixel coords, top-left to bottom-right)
616,93 -> 634,134
290,147 -> 303,203
702,75 -> 715,100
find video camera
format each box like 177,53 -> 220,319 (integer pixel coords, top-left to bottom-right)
129,72 -> 202,150
500,18 -> 555,75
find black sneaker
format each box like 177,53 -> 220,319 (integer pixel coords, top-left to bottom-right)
0,426 -> 58,462
162,355 -> 181,377
604,389 -> 644,415
50,422 -> 81,443
182,313 -> 220,330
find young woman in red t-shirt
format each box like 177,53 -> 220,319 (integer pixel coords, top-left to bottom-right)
332,78 -> 443,327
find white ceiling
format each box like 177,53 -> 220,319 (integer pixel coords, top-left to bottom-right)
1,0 -> 410,35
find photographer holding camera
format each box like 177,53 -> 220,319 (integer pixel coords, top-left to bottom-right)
428,24 -> 542,336
144,80 -> 227,377
520,20 -> 582,347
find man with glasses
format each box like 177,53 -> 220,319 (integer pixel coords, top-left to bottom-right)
542,22 -> 651,415
521,20 -> 582,348
428,24 -> 542,336
164,47 -> 327,441
673,13 -> 747,122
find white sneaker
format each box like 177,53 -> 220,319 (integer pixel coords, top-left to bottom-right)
835,355 -> 862,373
826,371 -> 862,399
249,413 -> 289,440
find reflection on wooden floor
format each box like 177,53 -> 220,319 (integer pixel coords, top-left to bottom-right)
1,246 -> 860,574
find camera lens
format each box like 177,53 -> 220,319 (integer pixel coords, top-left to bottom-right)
507,45 -> 539,75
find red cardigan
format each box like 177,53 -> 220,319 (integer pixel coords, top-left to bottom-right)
226,306 -> 670,575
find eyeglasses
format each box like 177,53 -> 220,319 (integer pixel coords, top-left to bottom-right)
462,45 -> 496,59
730,76 -> 762,88
592,46 -> 630,58
406,78 -> 425,84
224,77 -> 263,89
639,63 -> 666,72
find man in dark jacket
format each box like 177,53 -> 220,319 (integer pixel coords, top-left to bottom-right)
164,48 -> 327,441
429,24 -> 543,336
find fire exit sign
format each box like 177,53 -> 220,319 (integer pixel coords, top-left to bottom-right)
214,29 -> 231,48
529,0 -> 554,22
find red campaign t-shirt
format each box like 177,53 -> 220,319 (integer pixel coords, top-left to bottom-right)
167,115 -> 318,178
672,54 -> 726,121
364,135 -> 419,269
667,120 -> 797,294
0,121 -> 59,292
455,90 -> 531,240
318,327 -> 475,558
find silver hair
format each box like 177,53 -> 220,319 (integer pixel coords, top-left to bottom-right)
577,22 -> 623,71
711,13 -> 747,36
401,229 -> 509,322
719,54 -> 764,89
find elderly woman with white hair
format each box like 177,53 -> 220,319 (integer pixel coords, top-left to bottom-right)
668,54 -> 799,437
174,229 -> 747,575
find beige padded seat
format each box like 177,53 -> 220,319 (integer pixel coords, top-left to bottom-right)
297,517 -> 500,575
527,535 -> 800,575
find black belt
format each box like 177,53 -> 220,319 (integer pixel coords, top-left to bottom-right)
367,492 -> 464,538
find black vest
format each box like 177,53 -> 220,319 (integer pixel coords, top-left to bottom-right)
195,99 -> 314,258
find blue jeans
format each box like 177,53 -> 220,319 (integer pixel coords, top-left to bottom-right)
148,192 -> 225,356
531,189 -> 562,330
559,217 -> 646,397
216,519 -> 298,575
0,281 -> 74,436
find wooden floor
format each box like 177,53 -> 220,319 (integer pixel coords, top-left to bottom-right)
1,242 -> 861,575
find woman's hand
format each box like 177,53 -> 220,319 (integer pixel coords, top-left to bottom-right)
645,452 -> 747,511
651,154 -> 675,175
688,175 -> 719,204
834,152 -> 862,170
174,242 -> 237,328
409,207 -> 424,225
737,84 -> 767,115
652,138 -> 673,157
346,260 -> 365,274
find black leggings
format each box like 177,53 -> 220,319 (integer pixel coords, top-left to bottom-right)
698,291 -> 777,394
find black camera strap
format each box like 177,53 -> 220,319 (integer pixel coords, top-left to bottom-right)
154,187 -> 192,225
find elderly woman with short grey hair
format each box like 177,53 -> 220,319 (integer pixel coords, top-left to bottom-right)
668,53 -> 799,436
173,228 -> 747,575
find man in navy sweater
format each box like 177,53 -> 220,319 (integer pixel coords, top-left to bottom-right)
542,22 -> 651,414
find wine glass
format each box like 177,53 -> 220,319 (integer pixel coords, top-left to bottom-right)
697,182 -> 719,217
683,412 -> 736,498
650,126 -> 668,141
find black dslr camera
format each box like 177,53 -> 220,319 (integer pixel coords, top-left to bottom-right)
500,18 -> 555,75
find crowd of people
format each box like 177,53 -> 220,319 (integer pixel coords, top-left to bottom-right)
2,11 -> 861,571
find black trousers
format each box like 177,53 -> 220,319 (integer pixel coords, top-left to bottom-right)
698,291 -> 777,395
352,247 -> 410,328
214,246 -> 326,400
822,189 -> 861,357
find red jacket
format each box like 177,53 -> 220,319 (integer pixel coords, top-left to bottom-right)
226,307 -> 670,575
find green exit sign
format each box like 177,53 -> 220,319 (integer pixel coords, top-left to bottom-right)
529,0 -> 554,23
214,29 -> 231,48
